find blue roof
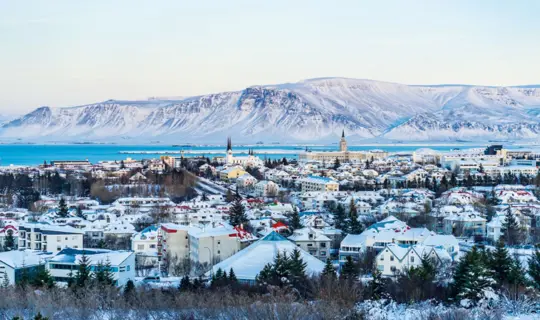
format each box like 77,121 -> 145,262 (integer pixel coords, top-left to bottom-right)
140,225 -> 159,234
262,231 -> 288,242
308,175 -> 333,182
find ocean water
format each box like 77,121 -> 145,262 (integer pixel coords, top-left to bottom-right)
0,144 -> 485,166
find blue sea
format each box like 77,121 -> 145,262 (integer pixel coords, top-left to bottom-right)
0,144 -> 486,166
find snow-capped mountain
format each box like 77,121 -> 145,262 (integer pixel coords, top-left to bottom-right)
2,78 -> 540,142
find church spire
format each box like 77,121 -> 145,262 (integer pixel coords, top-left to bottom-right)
227,137 -> 232,151
342,129 -> 345,138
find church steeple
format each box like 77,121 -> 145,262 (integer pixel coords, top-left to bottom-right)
339,129 -> 348,152
226,137 -> 232,152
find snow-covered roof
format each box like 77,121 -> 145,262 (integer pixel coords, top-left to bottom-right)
0,250 -> 53,268
49,248 -> 133,266
208,231 -> 325,281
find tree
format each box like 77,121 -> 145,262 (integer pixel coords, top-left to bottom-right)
489,239 -> 512,287
74,253 -> 92,288
75,206 -> 85,219
228,197 -> 248,227
57,198 -> 69,218
289,206 -> 302,231
369,267 -> 385,300
228,268 -> 238,284
123,279 -> 136,300
94,259 -> 115,286
321,258 -> 336,280
501,207 -> 522,246
528,245 -> 540,289
30,265 -> 54,289
2,272 -> 9,288
452,247 -> 495,303
340,256 -> 358,281
3,229 -> 15,251
347,200 -> 362,234
333,158 -> 340,170
179,275 -> 192,292
333,204 -> 347,231
201,192 -> 209,201
225,189 -> 235,203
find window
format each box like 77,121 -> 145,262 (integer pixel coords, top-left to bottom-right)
217,241 -> 221,245
307,244 -> 313,247
320,251 -> 326,256
137,244 -> 145,250
411,256 -> 415,262
320,242 -> 326,248
390,266 -> 396,272
380,256 -> 384,261
377,265 -> 384,271
217,250 -> 220,254
390,256 -> 394,261
149,244 -> 156,249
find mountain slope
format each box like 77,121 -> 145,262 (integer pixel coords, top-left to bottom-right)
2,78 -> 540,142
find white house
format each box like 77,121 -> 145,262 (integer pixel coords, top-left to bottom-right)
0,250 -> 53,285
288,227 -> 331,260
47,248 -> 136,287
375,244 -> 452,276
18,223 -> 84,253
131,225 -> 159,263
254,181 -> 279,197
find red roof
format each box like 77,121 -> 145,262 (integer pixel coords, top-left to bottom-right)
272,221 -> 288,230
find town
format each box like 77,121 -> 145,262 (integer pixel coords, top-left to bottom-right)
1,135 -> 540,318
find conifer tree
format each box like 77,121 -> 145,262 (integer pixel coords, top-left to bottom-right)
57,198 -> 69,218
179,275 -> 191,291
528,245 -> 540,289
3,230 -> 15,251
489,238 -> 512,287
229,197 -> 248,227
94,259 -> 115,286
228,268 -> 238,284
74,253 -> 92,288
321,258 -> 336,280
124,279 -> 135,296
289,206 -> 302,231
369,267 -> 385,300
453,247 -> 495,303
2,272 -> 9,288
340,255 -> 358,281
333,158 -> 340,170
347,200 -> 362,234
75,206 -> 84,219
30,265 -> 55,289
288,248 -> 307,282
333,203 -> 347,231
501,207 -> 522,246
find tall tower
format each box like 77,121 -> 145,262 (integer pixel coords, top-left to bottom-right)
339,129 -> 348,152
226,137 -> 234,164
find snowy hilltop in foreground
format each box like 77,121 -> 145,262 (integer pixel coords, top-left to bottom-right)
3,78 -> 540,143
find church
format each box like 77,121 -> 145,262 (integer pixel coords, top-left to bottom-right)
219,137 -> 264,167
298,130 -> 388,164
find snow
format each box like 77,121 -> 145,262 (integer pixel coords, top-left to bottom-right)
4,78 -> 540,143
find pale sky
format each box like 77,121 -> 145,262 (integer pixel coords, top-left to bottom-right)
1,0 -> 539,114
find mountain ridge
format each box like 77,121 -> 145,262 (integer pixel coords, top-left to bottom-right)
3,78 -> 540,143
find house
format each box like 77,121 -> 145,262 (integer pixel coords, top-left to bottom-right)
208,231 -> 325,285
131,225 -> 159,263
375,244 -> 451,276
300,176 -> 339,192
188,223 -> 243,266
236,173 -> 258,189
48,248 -> 135,287
443,211 -> 486,238
288,227 -> 332,260
219,166 -> 247,181
254,181 -> 279,197
0,250 -> 53,285
18,223 -> 84,253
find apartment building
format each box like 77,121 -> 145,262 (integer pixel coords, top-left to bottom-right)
18,223 -> 84,253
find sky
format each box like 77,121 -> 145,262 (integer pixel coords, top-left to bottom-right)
0,0 -> 539,114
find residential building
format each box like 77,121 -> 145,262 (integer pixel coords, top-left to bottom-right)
48,248 -> 135,287
0,250 -> 52,285
18,223 -> 84,253
288,227 -> 331,260
300,176 -> 339,192
254,180 -> 279,197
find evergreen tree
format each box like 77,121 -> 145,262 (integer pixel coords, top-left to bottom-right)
528,245 -> 540,289
225,189 -> 235,203
289,206 -> 302,231
321,258 -> 336,280
3,230 -> 15,251
123,280 -> 136,300
57,198 -> 69,218
452,247 -> 495,303
489,239 -> 512,287
340,256 -> 358,281
508,256 -> 526,300
229,197 -> 248,227
288,248 -> 307,282
30,265 -> 55,289
369,267 -> 385,300
94,259 -> 115,286
347,200 -> 362,234
75,206 -> 84,219
501,207 -> 522,246
179,275 -> 192,292
333,158 -> 340,170
201,192 -> 209,201
74,253 -> 92,288
33,312 -> 49,320
228,268 -> 238,284
333,203 -> 347,231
